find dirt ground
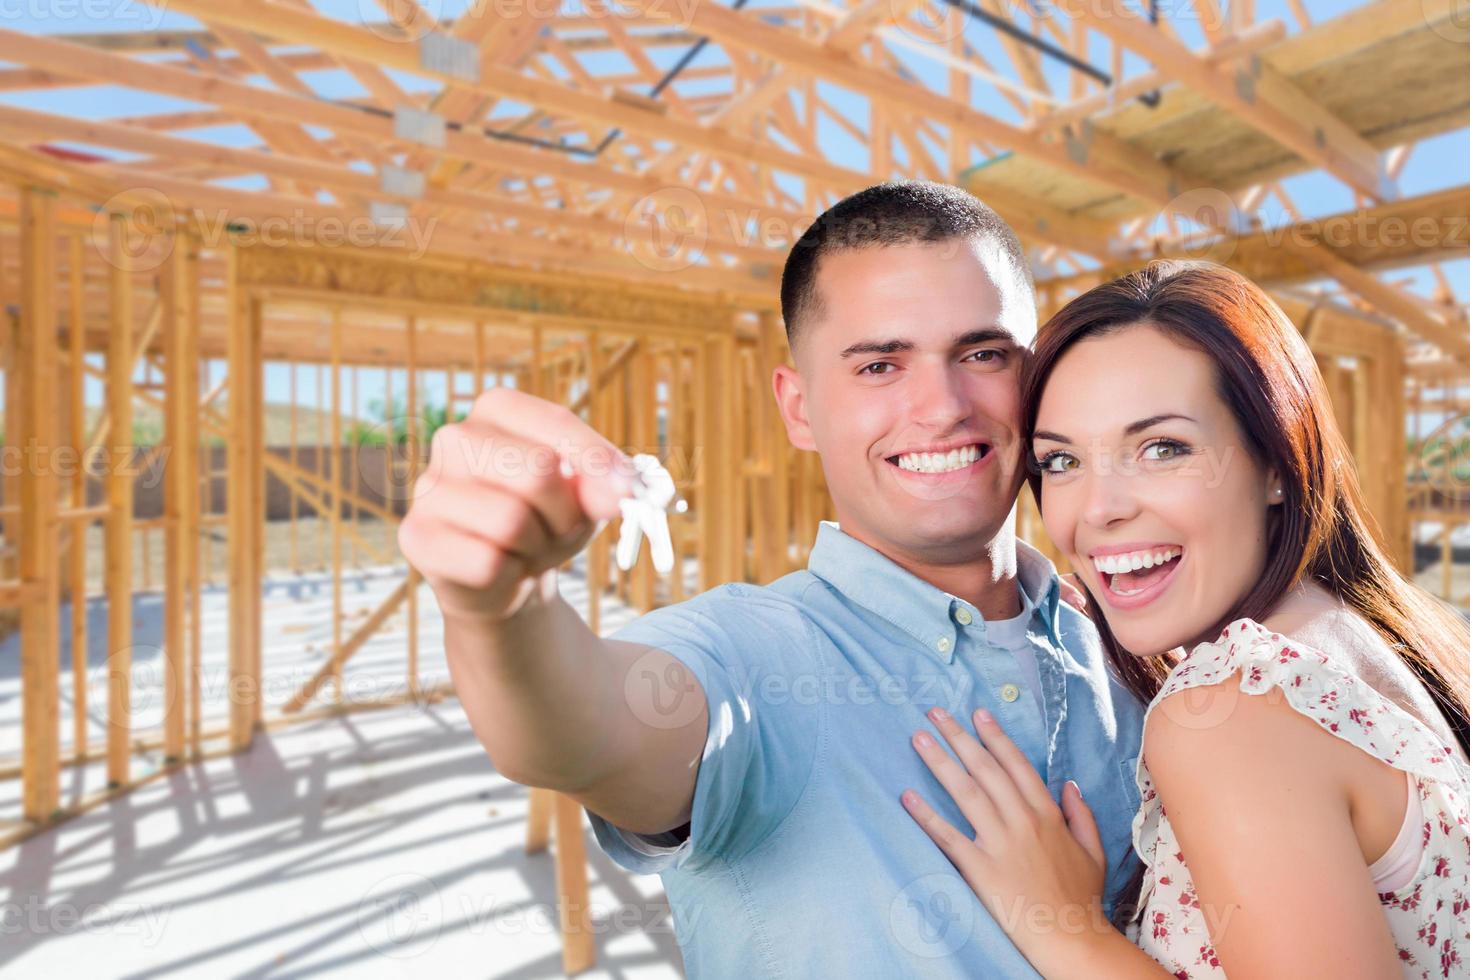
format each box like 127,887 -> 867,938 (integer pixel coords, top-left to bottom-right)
52,514 -> 401,599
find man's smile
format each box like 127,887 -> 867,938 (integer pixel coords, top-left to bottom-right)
883,441 -> 993,478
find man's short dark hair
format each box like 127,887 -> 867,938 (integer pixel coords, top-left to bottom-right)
779,180 -> 1034,349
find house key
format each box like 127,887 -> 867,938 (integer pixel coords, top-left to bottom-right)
615,453 -> 686,575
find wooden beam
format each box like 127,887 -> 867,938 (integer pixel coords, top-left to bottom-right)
0,9 -> 1111,260
0,104 -> 781,269
63,236 -> 87,769
1296,242 -> 1470,367
553,791 -> 596,974
185,245 -> 205,758
617,0 -> 1183,208
330,307 -> 344,703
18,186 -> 60,821
1040,182 -> 1470,293
0,28 -> 815,261
1064,0 -> 1391,199
161,236 -> 191,760
405,315 -> 420,700
128,0 -> 858,189
568,339 -> 639,413
105,213 -> 134,787
227,259 -> 262,750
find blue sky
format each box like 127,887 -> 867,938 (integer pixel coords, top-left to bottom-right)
2,0 -> 1464,413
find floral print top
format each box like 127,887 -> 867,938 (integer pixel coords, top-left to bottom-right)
1123,617 -> 1470,978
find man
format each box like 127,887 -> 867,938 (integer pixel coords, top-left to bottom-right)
397,180 -> 1146,977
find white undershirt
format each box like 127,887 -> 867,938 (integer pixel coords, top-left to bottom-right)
973,582 -> 1046,717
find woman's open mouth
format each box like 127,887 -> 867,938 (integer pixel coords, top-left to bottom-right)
1091,546 -> 1184,610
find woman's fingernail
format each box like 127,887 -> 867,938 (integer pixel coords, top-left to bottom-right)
974,708 -> 992,725
929,706 -> 949,723
914,731 -> 934,748
901,790 -> 918,808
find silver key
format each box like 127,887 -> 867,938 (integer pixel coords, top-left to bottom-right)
615,454 -> 684,574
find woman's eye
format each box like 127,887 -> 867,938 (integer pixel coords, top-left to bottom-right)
858,362 -> 892,376
1037,452 -> 1078,474
1142,440 -> 1189,461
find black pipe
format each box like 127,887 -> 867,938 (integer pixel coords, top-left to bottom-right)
935,0 -> 1160,108
593,0 -> 752,155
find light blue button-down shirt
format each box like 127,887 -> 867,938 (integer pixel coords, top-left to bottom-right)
588,521 -> 1147,978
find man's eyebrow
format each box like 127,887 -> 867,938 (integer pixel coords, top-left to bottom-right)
838,329 -> 1015,359
839,338 -> 914,358
952,328 -> 1016,348
1033,413 -> 1197,445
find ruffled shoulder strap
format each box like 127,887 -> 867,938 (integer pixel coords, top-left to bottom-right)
1156,617 -> 1468,784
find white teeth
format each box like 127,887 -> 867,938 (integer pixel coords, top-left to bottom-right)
895,444 -> 982,474
1092,547 -> 1182,577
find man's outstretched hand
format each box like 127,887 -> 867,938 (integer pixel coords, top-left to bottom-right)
397,388 -> 634,626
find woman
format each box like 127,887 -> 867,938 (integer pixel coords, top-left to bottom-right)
899,260 -> 1470,978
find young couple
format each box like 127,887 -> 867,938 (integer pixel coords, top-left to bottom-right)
398,180 -> 1470,978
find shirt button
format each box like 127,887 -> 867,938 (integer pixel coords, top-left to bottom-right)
1000,684 -> 1020,703
936,637 -> 951,653
954,608 -> 973,626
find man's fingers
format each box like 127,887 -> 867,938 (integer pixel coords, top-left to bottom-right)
399,513 -> 520,592
466,388 -> 634,519
401,389 -> 639,624
423,421 -> 614,533
413,480 -> 554,560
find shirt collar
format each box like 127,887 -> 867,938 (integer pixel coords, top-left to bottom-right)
806,521 -> 1064,664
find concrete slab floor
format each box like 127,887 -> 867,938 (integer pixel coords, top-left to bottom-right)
1,705 -> 685,978
0,562 -> 685,979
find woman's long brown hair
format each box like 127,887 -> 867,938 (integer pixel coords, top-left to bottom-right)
1021,261 -> 1470,914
